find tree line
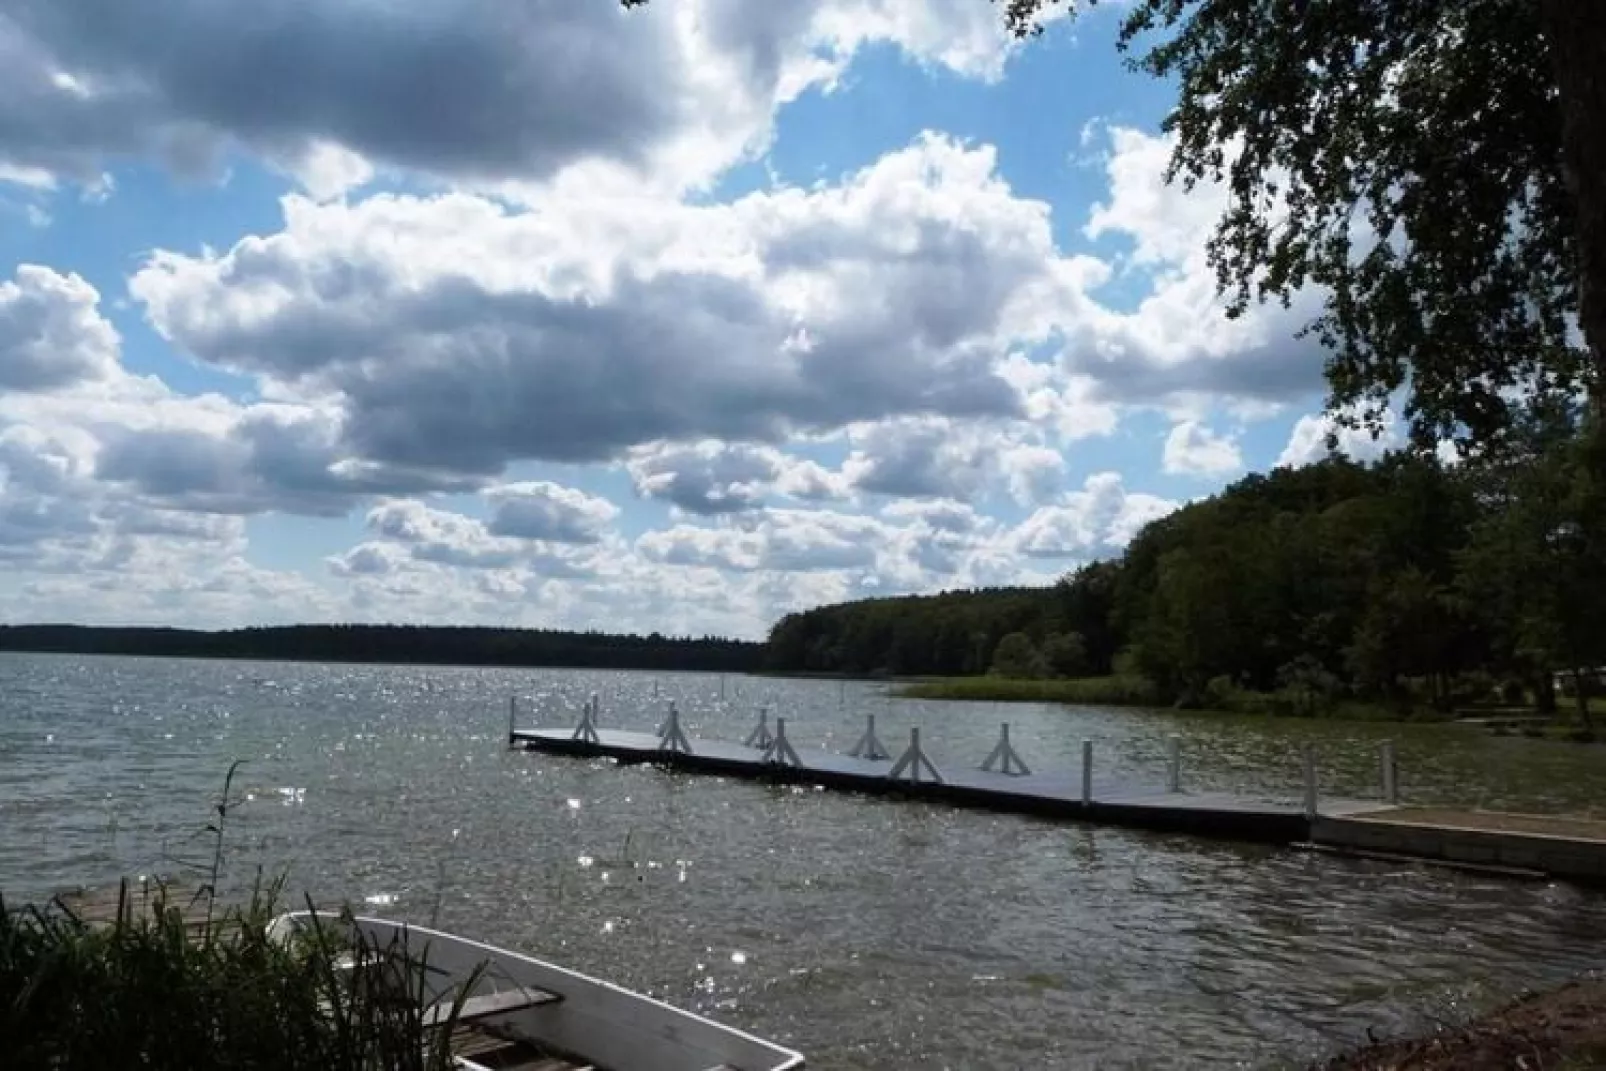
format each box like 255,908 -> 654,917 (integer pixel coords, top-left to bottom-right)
767,416 -> 1606,723
0,623 -> 762,673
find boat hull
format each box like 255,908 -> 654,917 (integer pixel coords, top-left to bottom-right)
268,912 -> 803,1071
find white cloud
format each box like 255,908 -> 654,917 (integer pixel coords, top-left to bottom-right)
1060,127 -> 1327,405
627,441 -> 780,515
0,164 -> 56,190
286,141 -> 375,203
485,481 -> 619,544
364,498 -> 604,575
131,134 -> 1064,478
0,49 -> 1355,637
0,265 -> 119,391
1162,420 -> 1243,477
1013,472 -> 1179,560
1277,410 -> 1401,468
0,0 -> 1048,199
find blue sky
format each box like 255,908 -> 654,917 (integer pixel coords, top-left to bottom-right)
0,1 -> 1389,638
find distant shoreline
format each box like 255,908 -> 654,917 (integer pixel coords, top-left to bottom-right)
0,622 -> 761,676
0,646 -> 759,678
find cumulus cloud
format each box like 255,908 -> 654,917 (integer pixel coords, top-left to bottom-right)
638,508 -> 884,573
0,30 -> 1344,637
363,498 -> 602,575
844,418 -> 997,501
0,0 -> 1042,198
626,441 -> 780,515
131,135 -> 1057,477
1161,420 -> 1243,478
1013,472 -> 1179,560
485,481 -> 619,543
125,125 -> 1320,506
91,403 -> 480,517
0,265 -> 118,391
1063,127 -> 1327,405
837,415 -> 1068,506
1275,408 -> 1417,469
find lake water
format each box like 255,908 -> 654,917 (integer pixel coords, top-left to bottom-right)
2,652 -> 1605,1069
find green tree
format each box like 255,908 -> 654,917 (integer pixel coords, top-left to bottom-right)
1458,408 -> 1606,728
989,631 -> 1046,678
999,0 -> 1606,450
1038,631 -> 1089,677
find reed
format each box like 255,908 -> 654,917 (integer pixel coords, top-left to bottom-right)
898,674 -> 1164,706
0,880 -> 477,1071
0,762 -> 483,1071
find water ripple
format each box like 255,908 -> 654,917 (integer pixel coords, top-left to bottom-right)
2,652 -> 1605,1069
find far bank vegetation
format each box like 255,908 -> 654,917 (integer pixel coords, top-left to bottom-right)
767,440 -> 1605,728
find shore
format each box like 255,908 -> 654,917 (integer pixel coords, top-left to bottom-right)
1317,979 -> 1606,1069
898,675 -> 1604,733
896,674 -> 1419,720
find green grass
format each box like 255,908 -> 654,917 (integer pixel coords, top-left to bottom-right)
897,674 -> 1450,722
0,879 -> 481,1071
898,674 -> 1164,706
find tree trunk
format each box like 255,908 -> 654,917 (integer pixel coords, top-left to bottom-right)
1571,667 -> 1594,731
1538,0 -> 1606,427
1535,668 -> 1558,715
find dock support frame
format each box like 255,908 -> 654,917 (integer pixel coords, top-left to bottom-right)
572,695 -> 601,745
979,722 -> 1031,776
761,717 -> 803,768
888,727 -> 944,784
848,713 -> 891,760
744,707 -> 775,749
657,700 -> 693,756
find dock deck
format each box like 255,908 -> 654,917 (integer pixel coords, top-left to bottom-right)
511,724 -> 1388,845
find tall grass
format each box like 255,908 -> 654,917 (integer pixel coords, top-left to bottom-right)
0,763 -> 485,1071
898,674 -> 1164,706
0,880 -> 476,1071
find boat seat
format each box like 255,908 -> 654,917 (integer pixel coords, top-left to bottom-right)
424,987 -> 562,1028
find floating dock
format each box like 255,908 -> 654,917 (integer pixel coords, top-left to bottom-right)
1311,808 -> 1606,884
509,699 -> 1606,883
509,699 -> 1390,845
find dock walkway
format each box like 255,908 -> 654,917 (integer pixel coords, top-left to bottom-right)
510,715 -> 1387,845
510,700 -> 1606,883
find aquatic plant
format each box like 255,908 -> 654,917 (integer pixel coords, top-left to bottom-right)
0,880 -> 479,1071
0,761 -> 485,1071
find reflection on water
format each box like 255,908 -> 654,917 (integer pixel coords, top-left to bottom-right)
3,652 -> 1605,1069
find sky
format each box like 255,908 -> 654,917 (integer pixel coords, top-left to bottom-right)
0,0 -> 1399,640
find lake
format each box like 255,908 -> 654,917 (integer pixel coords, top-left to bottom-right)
2,652 -> 1604,1069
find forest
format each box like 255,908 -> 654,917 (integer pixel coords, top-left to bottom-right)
766,420 -> 1606,722
0,623 -> 762,673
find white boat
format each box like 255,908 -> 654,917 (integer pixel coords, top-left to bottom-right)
267,912 -> 804,1071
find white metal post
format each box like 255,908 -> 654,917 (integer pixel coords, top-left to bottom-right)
1081,739 -> 1093,805
1381,740 -> 1398,804
1167,734 -> 1182,793
1303,743 -> 1319,819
